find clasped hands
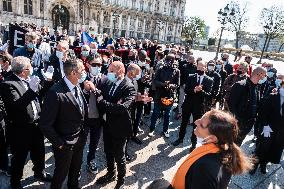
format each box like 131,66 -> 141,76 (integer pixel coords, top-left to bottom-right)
194,85 -> 203,93
84,81 -> 103,102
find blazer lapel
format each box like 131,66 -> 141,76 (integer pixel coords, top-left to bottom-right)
112,79 -> 126,99
61,80 -> 82,115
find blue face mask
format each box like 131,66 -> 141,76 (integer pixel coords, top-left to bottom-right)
90,66 -> 101,76
258,77 -> 267,84
27,42 -> 35,49
78,72 -> 87,83
134,72 -> 141,81
267,72 -> 274,78
275,79 -> 282,88
107,72 -> 117,83
82,51 -> 89,57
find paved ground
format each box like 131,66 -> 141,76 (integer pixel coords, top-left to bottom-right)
0,110 -> 283,189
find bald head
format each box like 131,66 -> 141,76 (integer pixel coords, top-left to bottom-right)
127,63 -> 141,80
108,61 -> 125,80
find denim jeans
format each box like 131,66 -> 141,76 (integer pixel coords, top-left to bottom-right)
150,102 -> 172,132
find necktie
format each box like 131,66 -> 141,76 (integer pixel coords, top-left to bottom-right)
197,76 -> 201,85
109,83 -> 116,96
74,86 -> 79,99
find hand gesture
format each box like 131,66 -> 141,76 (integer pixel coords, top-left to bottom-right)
28,75 -> 40,92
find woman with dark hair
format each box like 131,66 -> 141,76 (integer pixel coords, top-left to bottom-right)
148,109 -> 252,189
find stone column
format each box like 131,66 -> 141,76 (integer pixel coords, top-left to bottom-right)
118,14 -> 122,37
126,14 -> 131,38
134,15 -> 138,38
142,17 -> 146,39
110,10 -> 114,37
99,10 -> 104,33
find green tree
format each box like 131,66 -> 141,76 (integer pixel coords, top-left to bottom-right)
182,16 -> 206,47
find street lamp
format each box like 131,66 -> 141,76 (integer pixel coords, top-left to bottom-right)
215,4 -> 235,60
112,11 -> 120,38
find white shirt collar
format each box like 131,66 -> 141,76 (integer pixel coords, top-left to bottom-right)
64,76 -> 76,92
114,77 -> 124,86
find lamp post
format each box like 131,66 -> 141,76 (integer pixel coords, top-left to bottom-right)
112,11 -> 120,38
215,4 -> 235,60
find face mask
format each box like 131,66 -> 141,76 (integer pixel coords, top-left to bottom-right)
196,70 -> 204,76
138,61 -> 143,67
279,88 -> 284,96
56,50 -> 64,60
27,42 -> 35,49
267,72 -> 274,78
207,66 -> 214,72
90,66 -> 101,76
275,79 -> 282,88
82,51 -> 89,57
0,64 -> 2,72
90,49 -> 97,54
196,137 -> 204,147
107,72 -> 117,83
258,77 -> 267,84
78,71 -> 87,83
128,55 -> 135,61
134,72 -> 141,81
221,58 -> 227,62
237,70 -> 243,76
216,65 -> 222,70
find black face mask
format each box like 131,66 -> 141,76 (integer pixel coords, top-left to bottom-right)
128,56 -> 136,61
237,70 -> 243,76
196,70 -> 204,76
104,52 -> 110,56
222,58 -> 227,61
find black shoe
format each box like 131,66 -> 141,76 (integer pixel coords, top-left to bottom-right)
131,136 -> 143,145
125,153 -> 133,162
10,182 -> 23,189
114,179 -> 125,189
249,163 -> 259,175
260,164 -> 267,174
34,171 -> 53,182
189,144 -> 196,153
96,173 -> 116,185
172,139 -> 183,146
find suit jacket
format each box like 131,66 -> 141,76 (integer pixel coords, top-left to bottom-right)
184,74 -> 213,112
47,53 -> 63,83
39,79 -> 88,148
97,77 -> 136,138
0,74 -> 45,126
206,71 -> 221,98
224,63 -> 233,75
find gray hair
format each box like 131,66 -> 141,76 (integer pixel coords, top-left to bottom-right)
252,66 -> 267,76
11,56 -> 31,74
25,32 -> 38,41
63,58 -> 83,76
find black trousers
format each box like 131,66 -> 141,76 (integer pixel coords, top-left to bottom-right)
50,132 -> 87,189
86,118 -> 102,164
0,120 -> 9,171
103,129 -> 127,180
178,98 -> 203,145
10,124 -> 45,184
236,119 -> 255,146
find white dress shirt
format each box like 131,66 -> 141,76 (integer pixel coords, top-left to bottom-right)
64,77 -> 84,112
197,74 -> 205,85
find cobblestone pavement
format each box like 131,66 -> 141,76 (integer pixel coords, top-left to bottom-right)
0,111 -> 283,189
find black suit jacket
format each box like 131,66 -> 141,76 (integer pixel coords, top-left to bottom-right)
47,53 -> 63,83
0,74 -> 48,126
206,71 -> 221,98
39,79 -> 88,148
184,74 -> 213,112
97,77 -> 136,138
224,63 -> 233,75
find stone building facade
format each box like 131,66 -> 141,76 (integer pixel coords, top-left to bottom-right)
0,0 -> 186,43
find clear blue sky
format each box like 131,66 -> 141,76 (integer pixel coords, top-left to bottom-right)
185,0 -> 284,39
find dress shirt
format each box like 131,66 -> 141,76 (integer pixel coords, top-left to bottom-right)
64,77 -> 83,112
197,74 -> 205,85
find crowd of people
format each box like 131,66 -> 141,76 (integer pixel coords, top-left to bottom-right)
0,25 -> 284,189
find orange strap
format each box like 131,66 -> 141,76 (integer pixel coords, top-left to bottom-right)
171,143 -> 220,189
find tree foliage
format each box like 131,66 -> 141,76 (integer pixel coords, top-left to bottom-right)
181,16 -> 206,47
227,0 -> 249,49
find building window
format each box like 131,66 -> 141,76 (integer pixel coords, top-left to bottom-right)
164,2 -> 167,13
132,0 -> 136,9
155,2 -> 159,12
147,2 -> 151,12
24,0 -> 33,15
40,0 -> 44,12
3,0 -> 12,12
139,0 -> 143,11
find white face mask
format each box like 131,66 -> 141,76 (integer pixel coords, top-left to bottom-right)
279,88 -> 284,96
207,66 -> 215,72
56,50 -> 64,60
90,49 -> 97,54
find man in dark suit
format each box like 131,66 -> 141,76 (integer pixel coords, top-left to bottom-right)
1,56 -> 52,189
46,40 -> 69,83
173,61 -> 213,151
93,61 -> 136,189
222,53 -> 233,75
40,58 -> 88,189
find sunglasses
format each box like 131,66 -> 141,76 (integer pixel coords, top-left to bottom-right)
90,63 -> 102,67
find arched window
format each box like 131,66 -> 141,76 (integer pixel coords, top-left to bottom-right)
3,0 -> 12,12
24,0 -> 33,15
